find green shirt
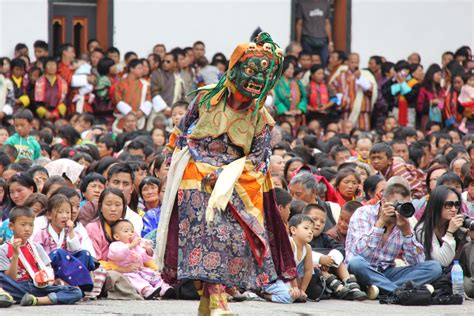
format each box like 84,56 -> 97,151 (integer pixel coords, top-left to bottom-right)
4,133 -> 41,161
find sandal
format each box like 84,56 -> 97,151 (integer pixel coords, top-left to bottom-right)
325,275 -> 350,299
344,276 -> 367,301
0,289 -> 14,308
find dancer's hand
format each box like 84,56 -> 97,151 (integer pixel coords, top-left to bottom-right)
202,173 -> 217,193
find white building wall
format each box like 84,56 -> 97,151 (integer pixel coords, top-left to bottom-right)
352,0 -> 474,68
113,0 -> 292,59
1,0 -> 471,70
0,0 -> 49,57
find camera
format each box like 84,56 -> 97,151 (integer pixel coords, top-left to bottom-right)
463,215 -> 474,230
393,201 -> 415,218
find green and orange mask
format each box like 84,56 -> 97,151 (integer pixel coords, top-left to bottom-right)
195,32 -> 284,114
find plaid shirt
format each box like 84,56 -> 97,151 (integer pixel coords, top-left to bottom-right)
345,204 -> 425,270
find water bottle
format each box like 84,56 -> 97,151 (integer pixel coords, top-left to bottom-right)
451,260 -> 465,298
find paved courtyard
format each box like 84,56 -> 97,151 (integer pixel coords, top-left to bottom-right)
1,299 -> 473,315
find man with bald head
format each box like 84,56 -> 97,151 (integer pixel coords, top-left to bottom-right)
330,52 -> 377,131
407,52 -> 421,65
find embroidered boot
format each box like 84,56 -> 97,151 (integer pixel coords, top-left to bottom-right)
197,288 -> 210,316
206,283 -> 237,316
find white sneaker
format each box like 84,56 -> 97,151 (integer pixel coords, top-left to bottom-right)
367,285 -> 379,300
424,284 -> 434,294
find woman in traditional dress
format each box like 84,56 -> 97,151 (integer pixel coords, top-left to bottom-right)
274,59 -> 307,135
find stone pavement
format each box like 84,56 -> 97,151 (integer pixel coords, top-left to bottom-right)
1,299 -> 473,315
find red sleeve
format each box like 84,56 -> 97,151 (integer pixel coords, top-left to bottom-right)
416,87 -> 427,113
58,63 -> 73,86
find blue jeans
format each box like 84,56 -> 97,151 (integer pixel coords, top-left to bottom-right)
347,256 -> 442,293
0,272 -> 82,304
263,279 -> 294,304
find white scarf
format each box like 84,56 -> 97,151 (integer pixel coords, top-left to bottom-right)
48,224 -> 66,249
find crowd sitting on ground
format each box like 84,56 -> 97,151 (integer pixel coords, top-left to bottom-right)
0,37 -> 473,308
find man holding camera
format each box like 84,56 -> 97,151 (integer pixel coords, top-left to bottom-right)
345,178 -> 442,299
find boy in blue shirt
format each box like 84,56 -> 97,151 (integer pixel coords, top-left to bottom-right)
4,109 -> 41,161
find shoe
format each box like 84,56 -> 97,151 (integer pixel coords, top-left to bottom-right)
366,285 -> 379,300
20,293 -> 38,306
424,284 -> 434,294
229,291 -> 247,302
346,289 -> 367,301
0,290 -> 14,308
326,275 -> 350,299
343,276 -> 367,301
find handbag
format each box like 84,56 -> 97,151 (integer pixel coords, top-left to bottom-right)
379,281 -> 431,305
306,268 -> 331,301
429,104 -> 442,123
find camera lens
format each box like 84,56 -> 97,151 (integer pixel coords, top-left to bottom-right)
463,216 -> 474,231
395,202 -> 415,218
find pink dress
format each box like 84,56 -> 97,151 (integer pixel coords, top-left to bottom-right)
107,241 -> 170,296
85,219 -> 110,261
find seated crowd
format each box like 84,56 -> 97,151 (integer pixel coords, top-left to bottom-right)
0,39 -> 472,307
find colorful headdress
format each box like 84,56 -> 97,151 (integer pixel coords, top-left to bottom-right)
193,32 -> 284,116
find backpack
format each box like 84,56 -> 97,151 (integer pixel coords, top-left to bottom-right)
306,268 -> 331,301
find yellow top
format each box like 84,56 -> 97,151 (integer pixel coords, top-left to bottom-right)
189,93 -> 275,155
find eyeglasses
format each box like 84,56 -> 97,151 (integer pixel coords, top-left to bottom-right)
443,200 -> 461,209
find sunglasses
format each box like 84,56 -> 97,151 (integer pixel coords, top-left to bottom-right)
443,200 -> 461,209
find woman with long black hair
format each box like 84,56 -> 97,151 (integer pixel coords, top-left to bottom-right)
417,63 -> 445,130
415,185 -> 465,268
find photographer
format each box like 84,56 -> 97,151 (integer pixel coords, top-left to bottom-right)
415,185 -> 466,268
346,177 -> 442,299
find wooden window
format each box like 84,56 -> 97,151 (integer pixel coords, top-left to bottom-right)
72,17 -> 88,55
52,16 -> 66,54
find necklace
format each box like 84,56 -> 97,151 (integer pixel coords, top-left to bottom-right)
280,78 -> 293,103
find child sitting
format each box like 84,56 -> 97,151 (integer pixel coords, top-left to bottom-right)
24,193 -> 48,217
107,219 -> 175,300
261,214 -> 313,304
4,108 -> 41,161
303,203 -> 366,300
326,201 -> 362,245
288,214 -> 314,301
0,206 -> 82,306
32,194 -> 95,292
